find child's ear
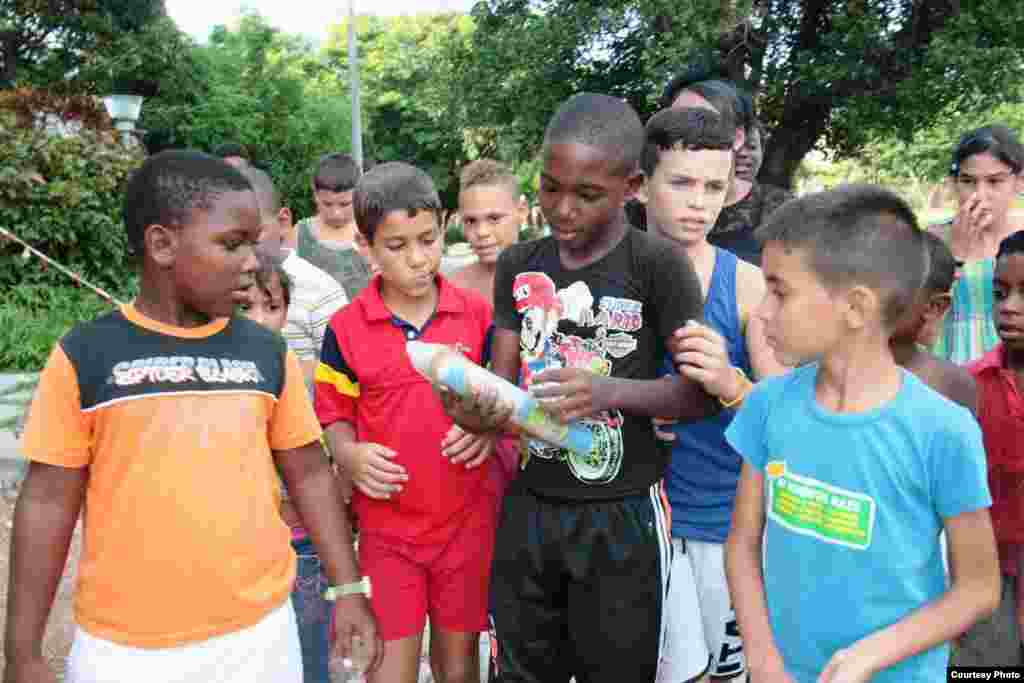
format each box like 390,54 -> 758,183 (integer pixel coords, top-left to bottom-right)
145,224 -> 178,268
277,206 -> 292,227
842,285 -> 877,330
734,127 -> 747,153
633,174 -> 649,205
354,231 -> 369,250
926,293 -> 953,320
623,168 -> 644,203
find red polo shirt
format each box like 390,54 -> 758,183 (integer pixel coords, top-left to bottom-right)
969,344 -> 1024,576
315,274 -> 494,545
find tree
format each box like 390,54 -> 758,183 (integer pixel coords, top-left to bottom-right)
327,12 -> 476,210
142,10 -> 355,217
456,0 -> 1024,189
867,95 -> 1024,184
0,0 -> 165,88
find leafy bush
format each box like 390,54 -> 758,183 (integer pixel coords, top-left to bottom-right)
0,114 -> 143,294
0,285 -> 119,371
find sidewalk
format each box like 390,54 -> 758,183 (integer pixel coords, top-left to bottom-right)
0,373 -> 35,489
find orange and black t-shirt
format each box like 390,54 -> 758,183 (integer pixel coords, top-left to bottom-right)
20,303 -> 322,648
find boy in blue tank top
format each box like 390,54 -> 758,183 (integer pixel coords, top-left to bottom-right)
725,184 -> 1000,683
637,107 -> 787,682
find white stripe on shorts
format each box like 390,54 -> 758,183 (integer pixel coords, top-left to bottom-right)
66,600 -> 302,683
649,480 -> 674,682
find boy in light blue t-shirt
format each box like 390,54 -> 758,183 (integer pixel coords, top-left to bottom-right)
724,184 -> 1001,683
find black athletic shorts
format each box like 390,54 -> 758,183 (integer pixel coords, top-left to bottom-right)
488,478 -> 673,683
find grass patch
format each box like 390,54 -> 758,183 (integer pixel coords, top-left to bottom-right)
0,285 -> 121,372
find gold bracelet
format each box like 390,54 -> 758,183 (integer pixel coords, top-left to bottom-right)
719,367 -> 753,409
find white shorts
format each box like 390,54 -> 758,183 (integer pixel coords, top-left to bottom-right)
66,600 -> 302,683
658,539 -> 745,682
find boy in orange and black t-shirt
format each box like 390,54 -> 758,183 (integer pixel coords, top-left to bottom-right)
5,151 -> 379,683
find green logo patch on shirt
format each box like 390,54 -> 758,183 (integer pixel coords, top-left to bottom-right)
765,461 -> 876,550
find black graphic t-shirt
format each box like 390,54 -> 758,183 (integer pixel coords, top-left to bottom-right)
494,228 -> 705,501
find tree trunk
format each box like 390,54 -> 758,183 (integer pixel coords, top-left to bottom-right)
0,32 -> 18,88
758,97 -> 830,190
757,0 -> 831,190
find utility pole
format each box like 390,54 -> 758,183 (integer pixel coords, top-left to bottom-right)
347,0 -> 363,172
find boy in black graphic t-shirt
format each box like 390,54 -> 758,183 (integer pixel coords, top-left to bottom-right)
445,93 -> 719,683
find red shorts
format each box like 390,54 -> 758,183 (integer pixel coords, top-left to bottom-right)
358,500 -> 497,641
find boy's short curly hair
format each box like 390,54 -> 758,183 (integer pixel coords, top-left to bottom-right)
543,93 -> 645,176
313,153 -> 362,193
459,159 -> 519,197
122,150 -> 253,260
353,162 -> 442,243
641,107 -> 735,177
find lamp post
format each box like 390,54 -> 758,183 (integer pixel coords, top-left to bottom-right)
102,94 -> 144,147
348,0 -> 363,172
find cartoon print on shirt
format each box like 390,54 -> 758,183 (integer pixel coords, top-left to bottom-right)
512,272 -> 644,484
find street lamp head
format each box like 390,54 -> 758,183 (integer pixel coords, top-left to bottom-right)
103,95 -> 145,146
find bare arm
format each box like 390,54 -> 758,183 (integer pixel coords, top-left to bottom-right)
950,369 -> 978,416
324,420 -> 357,494
820,508 -> 1000,681
300,358 -> 316,386
5,462 -> 87,673
490,327 -> 521,384
275,440 -> 382,671
276,441 -> 361,586
725,463 -> 793,681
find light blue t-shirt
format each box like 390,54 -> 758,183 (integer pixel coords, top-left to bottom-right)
725,364 -> 991,683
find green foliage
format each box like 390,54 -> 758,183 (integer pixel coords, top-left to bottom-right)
1,0 -> 167,89
867,96 -> 1024,183
451,0 -> 743,162
328,13 -> 476,209
454,1 -> 1024,188
0,285 -> 114,371
141,10 -> 354,219
0,119 -> 141,294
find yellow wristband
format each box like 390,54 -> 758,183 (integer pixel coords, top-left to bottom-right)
719,367 -> 753,409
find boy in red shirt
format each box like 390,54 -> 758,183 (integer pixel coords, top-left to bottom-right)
314,162 -> 498,683
963,229 -> 1024,665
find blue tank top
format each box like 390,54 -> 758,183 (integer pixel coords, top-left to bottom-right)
661,248 -> 752,542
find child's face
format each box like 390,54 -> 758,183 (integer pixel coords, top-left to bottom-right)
758,241 -> 845,366
539,142 -> 640,254
459,184 -> 523,265
161,190 -> 261,320
240,273 -> 288,333
914,291 -> 952,348
994,253 -> 1024,350
641,146 -> 732,249
736,126 -> 763,183
954,152 -> 1021,225
891,288 -> 950,348
314,189 -> 355,229
369,209 -> 443,300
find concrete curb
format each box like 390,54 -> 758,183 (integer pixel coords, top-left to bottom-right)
0,373 -> 35,489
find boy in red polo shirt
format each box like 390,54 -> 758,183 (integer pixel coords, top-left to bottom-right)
314,162 -> 498,683
962,230 -> 1024,666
